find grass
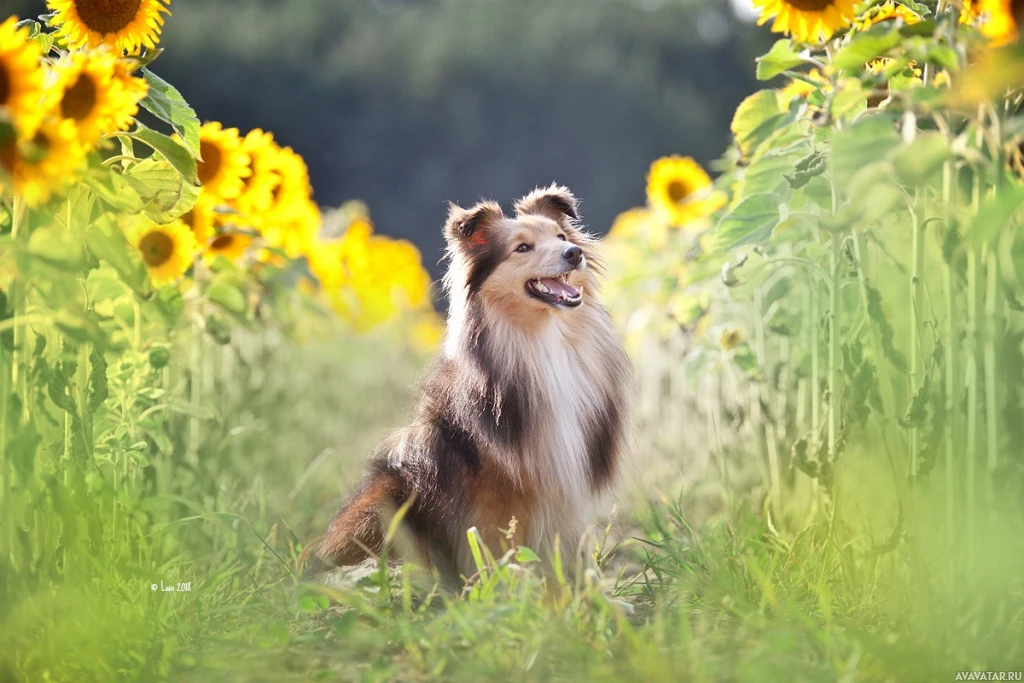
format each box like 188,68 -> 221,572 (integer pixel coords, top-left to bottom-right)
2,325 -> 1020,683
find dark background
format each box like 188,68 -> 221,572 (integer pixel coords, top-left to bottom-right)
12,0 -> 769,277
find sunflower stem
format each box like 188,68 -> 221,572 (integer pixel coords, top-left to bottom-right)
941,160 -> 959,550
908,190 -> 924,483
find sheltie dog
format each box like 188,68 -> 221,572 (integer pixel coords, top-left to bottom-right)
304,184 -> 631,588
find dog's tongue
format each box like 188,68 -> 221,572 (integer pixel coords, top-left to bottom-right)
539,278 -> 580,298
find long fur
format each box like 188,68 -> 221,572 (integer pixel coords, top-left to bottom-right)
304,184 -> 631,588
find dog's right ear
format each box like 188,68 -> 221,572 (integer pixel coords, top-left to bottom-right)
444,201 -> 505,247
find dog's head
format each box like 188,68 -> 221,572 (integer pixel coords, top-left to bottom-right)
443,185 -> 601,324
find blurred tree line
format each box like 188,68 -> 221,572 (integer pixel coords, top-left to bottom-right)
12,0 -> 769,281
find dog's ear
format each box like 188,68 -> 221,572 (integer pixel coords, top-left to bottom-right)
513,184 -> 579,223
443,200 -> 505,246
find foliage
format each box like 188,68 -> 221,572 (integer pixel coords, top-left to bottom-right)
606,0 -> 1024,673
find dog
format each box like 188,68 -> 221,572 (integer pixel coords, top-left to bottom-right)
303,185 -> 631,588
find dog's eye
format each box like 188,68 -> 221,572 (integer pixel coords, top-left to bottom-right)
515,243 -> 533,253
557,234 -> 567,241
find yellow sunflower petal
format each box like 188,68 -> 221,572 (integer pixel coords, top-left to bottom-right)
978,0 -> 1022,46
47,0 -> 171,52
750,0 -> 857,42
0,17 -> 47,137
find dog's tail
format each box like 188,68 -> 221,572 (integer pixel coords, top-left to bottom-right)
299,469 -> 399,578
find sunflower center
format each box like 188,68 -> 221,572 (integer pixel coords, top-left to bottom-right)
0,62 -> 10,107
73,0 -> 144,34
210,234 -> 234,251
667,180 -> 693,204
197,140 -> 223,185
139,230 -> 173,267
1014,0 -> 1024,21
783,0 -> 835,10
0,137 -> 15,173
60,74 -> 98,121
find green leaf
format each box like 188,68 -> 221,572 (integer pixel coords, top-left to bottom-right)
846,161 -> 905,223
756,40 -> 805,81
833,24 -> 903,71
27,226 -> 86,270
122,157 -> 200,222
923,42 -> 959,70
744,138 -> 811,196
828,114 -> 901,186
785,150 -> 826,189
118,122 -> 198,185
892,132 -> 952,185
153,286 -> 185,327
967,183 -> 1024,247
892,0 -> 930,15
139,69 -> 201,160
82,169 -> 143,214
515,547 -> 541,564
207,275 -> 248,316
85,215 -> 152,298
710,192 -> 782,252
731,91 -> 786,157
900,19 -> 938,38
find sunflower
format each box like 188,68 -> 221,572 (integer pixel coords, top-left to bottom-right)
854,1 -> 920,30
978,0 -> 1024,45
262,197 -> 320,259
193,121 -> 251,201
204,228 -> 253,265
646,156 -> 726,226
0,17 -> 47,137
751,0 -> 858,43
47,0 -> 171,52
236,129 -> 282,216
608,207 -> 669,250
265,145 -> 313,222
1,118 -> 87,206
179,193 -> 219,247
307,237 -> 346,290
127,217 -> 196,287
47,50 -> 145,148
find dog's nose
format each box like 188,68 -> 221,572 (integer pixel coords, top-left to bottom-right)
562,245 -> 583,267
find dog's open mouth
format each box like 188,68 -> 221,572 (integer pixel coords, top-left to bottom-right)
526,274 -> 583,308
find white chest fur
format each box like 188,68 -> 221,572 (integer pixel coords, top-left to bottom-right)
516,318 -> 604,551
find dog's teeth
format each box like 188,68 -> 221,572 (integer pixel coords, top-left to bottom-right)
536,282 -> 550,294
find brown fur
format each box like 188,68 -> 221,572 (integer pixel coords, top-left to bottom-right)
305,185 -> 631,588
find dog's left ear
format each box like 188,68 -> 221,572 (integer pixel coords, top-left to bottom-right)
514,184 -> 579,223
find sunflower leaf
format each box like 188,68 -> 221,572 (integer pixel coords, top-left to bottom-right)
139,69 -> 202,161
756,40 -> 806,81
833,24 -> 903,71
828,114 -> 901,186
710,192 -> 782,253
123,158 -> 200,223
966,183 -> 1024,247
84,215 -> 152,299
892,132 -> 952,185
82,169 -> 143,214
731,91 -> 787,158
121,122 -> 198,186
